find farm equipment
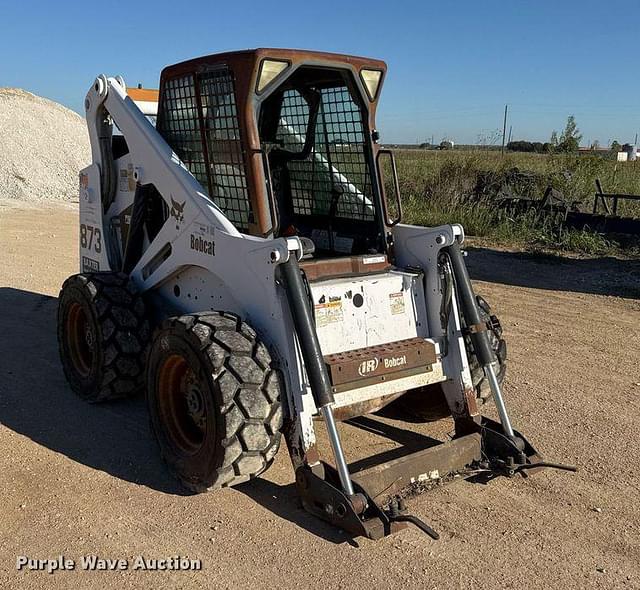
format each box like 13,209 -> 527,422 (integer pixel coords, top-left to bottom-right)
57,49 -> 574,540
563,179 -> 640,236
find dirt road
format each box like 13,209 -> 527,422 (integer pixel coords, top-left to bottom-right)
1,205 -> 639,589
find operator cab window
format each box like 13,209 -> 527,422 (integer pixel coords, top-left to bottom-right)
157,70 -> 252,232
259,67 -> 382,257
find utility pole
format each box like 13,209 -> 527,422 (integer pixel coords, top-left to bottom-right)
635,132 -> 638,146
508,125 -> 513,144
501,104 -> 508,155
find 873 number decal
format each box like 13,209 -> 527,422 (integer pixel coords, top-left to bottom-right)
80,224 -> 102,253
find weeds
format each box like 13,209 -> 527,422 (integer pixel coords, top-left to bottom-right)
395,150 -> 640,256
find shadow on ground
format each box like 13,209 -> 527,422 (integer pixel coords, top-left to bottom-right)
0,287 -> 361,543
236,478 -> 359,545
466,247 -> 640,299
0,287 -> 182,495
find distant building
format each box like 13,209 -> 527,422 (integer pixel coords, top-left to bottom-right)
613,145 -> 637,162
624,144 -> 637,161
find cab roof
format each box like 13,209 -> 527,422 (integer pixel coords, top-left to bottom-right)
161,48 -> 387,80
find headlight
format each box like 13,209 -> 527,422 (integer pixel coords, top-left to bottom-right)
257,59 -> 290,93
360,69 -> 383,100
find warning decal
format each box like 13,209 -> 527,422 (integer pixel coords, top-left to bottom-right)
315,300 -> 344,327
389,292 -> 405,315
119,169 -> 129,192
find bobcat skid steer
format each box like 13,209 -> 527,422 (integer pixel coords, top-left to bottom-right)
58,49 -> 574,540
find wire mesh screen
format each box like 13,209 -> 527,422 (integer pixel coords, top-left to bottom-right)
275,86 -> 375,221
199,70 -> 250,229
157,74 -> 209,190
158,69 -> 251,231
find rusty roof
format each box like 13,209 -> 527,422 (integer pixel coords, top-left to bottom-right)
162,48 -> 387,78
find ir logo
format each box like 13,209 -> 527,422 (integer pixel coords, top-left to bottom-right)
358,357 -> 379,377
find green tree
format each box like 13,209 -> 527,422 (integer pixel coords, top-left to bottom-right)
611,140 -> 621,152
557,115 -> 582,153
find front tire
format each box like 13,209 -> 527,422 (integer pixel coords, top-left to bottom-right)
146,312 -> 283,492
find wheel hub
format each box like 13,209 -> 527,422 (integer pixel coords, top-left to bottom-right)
156,353 -> 209,455
85,326 -> 95,350
183,373 -> 206,431
66,301 -> 95,378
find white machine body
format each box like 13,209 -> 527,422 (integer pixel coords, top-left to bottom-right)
79,75 -> 476,461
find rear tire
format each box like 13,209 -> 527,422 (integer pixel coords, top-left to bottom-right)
57,272 -> 150,402
146,312 -> 283,492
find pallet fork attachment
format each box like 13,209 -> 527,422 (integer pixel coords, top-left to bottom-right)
294,418 -> 575,540
280,238 -> 575,540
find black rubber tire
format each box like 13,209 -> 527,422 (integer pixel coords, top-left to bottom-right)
146,312 -> 283,492
391,294 -> 506,421
57,272 -> 151,402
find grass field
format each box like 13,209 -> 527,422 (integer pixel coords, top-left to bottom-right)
392,149 -> 640,255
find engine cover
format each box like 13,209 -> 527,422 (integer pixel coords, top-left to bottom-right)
308,269 -> 429,356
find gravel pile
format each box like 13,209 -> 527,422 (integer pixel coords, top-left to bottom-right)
0,88 -> 90,204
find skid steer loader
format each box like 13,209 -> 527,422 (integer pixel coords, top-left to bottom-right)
58,48 -> 574,540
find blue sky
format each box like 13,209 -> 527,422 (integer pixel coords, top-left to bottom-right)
1,0 -> 636,145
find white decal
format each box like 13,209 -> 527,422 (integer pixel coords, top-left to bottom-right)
315,300 -> 343,328
389,292 -> 405,315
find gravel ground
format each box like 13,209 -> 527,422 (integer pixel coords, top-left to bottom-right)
0,205 -> 639,589
0,89 -> 90,205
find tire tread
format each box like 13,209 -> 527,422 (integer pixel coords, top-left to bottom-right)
149,312 -> 282,493
58,272 -> 150,402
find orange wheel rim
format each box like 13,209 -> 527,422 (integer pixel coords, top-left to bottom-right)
66,302 -> 95,378
157,354 -> 208,455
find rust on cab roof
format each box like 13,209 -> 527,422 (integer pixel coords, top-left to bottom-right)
161,47 -> 387,80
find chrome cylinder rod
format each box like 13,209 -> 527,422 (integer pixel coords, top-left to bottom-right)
484,363 -> 514,438
321,404 -> 355,497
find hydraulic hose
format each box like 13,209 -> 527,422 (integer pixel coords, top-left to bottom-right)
279,251 -> 334,409
446,241 -> 496,366
446,240 -> 514,437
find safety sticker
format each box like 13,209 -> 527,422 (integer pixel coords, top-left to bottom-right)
127,163 -> 136,192
82,256 -> 100,272
119,168 -> 129,192
389,292 -> 405,315
315,300 -> 344,327
79,172 -> 93,203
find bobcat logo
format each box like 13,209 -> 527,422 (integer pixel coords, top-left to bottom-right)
170,197 -> 185,229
